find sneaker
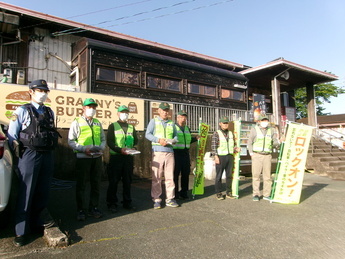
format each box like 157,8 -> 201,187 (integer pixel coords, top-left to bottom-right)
226,193 -> 236,199
216,193 -> 225,200
77,210 -> 86,221
263,196 -> 271,201
108,204 -> 117,213
166,199 -> 179,208
153,201 -> 161,210
253,195 -> 260,202
88,207 -> 103,218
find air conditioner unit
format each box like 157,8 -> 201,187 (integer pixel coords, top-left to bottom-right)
17,70 -> 25,84
3,68 -> 12,83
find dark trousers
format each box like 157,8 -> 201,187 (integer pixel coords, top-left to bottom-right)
215,154 -> 234,194
106,154 -> 134,207
173,151 -> 191,197
15,148 -> 54,236
75,157 -> 103,211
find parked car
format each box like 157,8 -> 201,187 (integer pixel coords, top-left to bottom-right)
0,124 -> 13,228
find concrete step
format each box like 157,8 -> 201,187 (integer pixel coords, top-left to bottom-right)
320,157 -> 344,162
310,149 -> 345,154
329,161 -> 345,167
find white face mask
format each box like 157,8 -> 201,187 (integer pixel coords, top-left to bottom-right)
260,121 -> 269,128
85,108 -> 96,118
119,113 -> 129,121
33,91 -> 48,103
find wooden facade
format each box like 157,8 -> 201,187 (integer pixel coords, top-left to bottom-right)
72,38 -> 248,110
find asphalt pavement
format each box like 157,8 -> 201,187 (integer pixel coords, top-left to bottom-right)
1,172 -> 345,259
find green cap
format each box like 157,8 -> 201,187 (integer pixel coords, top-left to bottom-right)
178,110 -> 187,116
118,105 -> 129,112
83,98 -> 98,106
259,115 -> 269,121
159,102 -> 170,110
220,116 -> 230,123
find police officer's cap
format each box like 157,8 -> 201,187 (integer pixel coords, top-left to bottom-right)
118,105 -> 129,112
29,79 -> 49,91
83,98 -> 98,106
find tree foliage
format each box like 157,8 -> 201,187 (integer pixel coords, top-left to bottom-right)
294,82 -> 345,119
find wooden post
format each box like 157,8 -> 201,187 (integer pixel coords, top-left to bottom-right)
271,78 -> 282,130
306,82 -> 317,128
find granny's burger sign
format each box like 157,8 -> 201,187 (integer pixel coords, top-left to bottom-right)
0,84 -> 145,130
5,91 -> 52,119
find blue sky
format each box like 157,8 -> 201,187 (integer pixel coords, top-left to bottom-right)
5,0 -> 345,114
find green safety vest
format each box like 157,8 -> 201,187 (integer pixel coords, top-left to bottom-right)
173,124 -> 191,149
217,130 -> 234,155
152,118 -> 174,146
253,126 -> 273,153
110,122 -> 134,155
75,117 -> 102,152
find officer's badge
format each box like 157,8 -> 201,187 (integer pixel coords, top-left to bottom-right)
11,113 -> 18,121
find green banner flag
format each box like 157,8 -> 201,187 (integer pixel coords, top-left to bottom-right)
192,122 -> 210,196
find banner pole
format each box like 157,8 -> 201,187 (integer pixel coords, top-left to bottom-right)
270,122 -> 288,202
192,117 -> 202,199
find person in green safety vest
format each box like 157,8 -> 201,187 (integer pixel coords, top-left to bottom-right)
247,115 -> 280,202
211,116 -> 240,200
68,98 -> 106,221
173,110 -> 198,200
145,102 -> 179,209
106,105 -> 138,213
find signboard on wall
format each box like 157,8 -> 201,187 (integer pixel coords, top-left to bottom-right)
150,102 -> 174,120
252,93 -> 266,121
0,83 -> 145,130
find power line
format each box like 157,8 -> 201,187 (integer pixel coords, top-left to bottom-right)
16,0 -> 155,31
66,0 -> 155,19
52,0 -> 233,37
52,0 -> 199,36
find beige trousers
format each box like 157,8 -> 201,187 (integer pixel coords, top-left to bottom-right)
251,153 -> 272,197
151,152 -> 175,202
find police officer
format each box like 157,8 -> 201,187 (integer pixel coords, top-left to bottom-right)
8,79 -> 59,247
173,110 -> 198,200
247,115 -> 279,201
68,98 -> 106,221
211,116 -> 239,200
106,105 -> 138,213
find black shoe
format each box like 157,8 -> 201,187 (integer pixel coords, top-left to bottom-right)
108,205 -> 118,213
179,193 -> 189,200
216,193 -> 225,200
77,210 -> 86,221
13,235 -> 27,247
123,204 -> 136,211
88,207 -> 103,219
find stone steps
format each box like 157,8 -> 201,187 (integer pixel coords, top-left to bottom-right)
308,137 -> 345,180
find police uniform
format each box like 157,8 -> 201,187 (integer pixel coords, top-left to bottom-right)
8,79 -> 58,245
106,105 -> 138,211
